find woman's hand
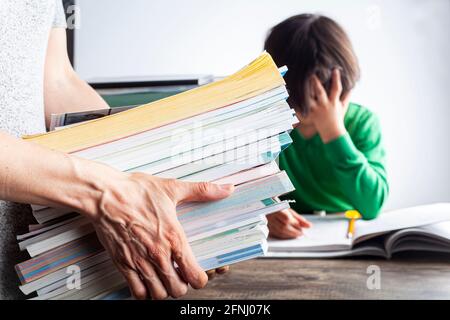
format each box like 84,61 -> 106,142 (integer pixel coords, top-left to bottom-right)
0,130 -> 235,300
87,170 -> 234,300
267,209 -> 312,239
308,69 -> 351,143
206,266 -> 230,280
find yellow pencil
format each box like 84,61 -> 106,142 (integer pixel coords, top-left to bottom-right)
347,218 -> 356,239
345,210 -> 362,239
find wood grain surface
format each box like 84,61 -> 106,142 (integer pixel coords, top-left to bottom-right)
182,253 -> 450,300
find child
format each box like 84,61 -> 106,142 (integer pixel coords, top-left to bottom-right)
264,14 -> 389,239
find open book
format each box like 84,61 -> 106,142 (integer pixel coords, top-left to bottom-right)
267,203 -> 450,258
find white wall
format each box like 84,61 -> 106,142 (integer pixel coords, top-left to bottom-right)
74,0 -> 450,210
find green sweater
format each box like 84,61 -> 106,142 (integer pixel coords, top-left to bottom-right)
279,103 -> 389,220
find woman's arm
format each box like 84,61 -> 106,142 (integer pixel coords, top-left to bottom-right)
44,28 -> 109,129
308,70 -> 388,219
0,131 -> 233,299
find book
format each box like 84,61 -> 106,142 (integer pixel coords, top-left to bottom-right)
15,52 -> 297,299
21,173 -> 293,257
31,241 -> 268,300
30,139 -> 290,224
88,74 -> 214,89
49,105 -> 136,131
23,53 -> 285,152
19,251 -> 111,295
49,82 -> 288,131
72,85 -> 289,158
15,234 -> 104,284
25,216 -> 269,300
267,203 -> 450,259
27,162 -> 280,225
212,161 -> 280,186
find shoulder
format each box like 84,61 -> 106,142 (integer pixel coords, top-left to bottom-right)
345,103 -> 381,132
345,102 -> 379,125
344,103 -> 383,149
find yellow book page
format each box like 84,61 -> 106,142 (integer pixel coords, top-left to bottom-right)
24,52 -> 285,153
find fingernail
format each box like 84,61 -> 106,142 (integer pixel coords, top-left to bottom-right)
219,184 -> 234,192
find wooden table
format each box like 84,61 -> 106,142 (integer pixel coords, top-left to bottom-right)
182,253 -> 450,299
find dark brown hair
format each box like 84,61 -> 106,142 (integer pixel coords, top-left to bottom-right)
264,14 -> 360,115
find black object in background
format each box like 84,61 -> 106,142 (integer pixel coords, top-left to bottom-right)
63,0 -> 75,66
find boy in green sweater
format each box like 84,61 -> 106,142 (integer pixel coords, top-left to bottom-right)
264,14 -> 389,239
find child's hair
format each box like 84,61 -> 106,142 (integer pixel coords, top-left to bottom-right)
264,14 -> 360,115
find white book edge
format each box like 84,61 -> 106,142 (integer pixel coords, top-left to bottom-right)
213,161 -> 279,186
102,103 -> 292,171
191,225 -> 268,257
124,116 -> 292,174
17,215 -> 83,241
36,261 -> 117,298
152,136 -> 282,180
19,216 -> 89,251
27,224 -> 95,257
19,251 -> 110,295
188,215 -> 267,243
74,86 -> 288,159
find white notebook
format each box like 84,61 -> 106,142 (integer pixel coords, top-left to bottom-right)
267,203 -> 450,259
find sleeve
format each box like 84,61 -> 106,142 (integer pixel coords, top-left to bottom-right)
323,113 -> 389,220
53,0 -> 67,28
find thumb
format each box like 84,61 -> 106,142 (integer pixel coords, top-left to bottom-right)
171,180 -> 234,204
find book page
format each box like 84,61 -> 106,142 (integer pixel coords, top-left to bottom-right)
266,244 -> 387,258
385,220 -> 450,254
268,215 -> 352,252
355,203 -> 450,242
419,220 -> 450,239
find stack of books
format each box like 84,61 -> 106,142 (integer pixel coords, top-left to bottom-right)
15,52 -> 297,300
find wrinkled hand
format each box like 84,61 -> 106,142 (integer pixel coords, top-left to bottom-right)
308,69 -> 351,143
90,172 -> 234,300
267,209 -> 312,239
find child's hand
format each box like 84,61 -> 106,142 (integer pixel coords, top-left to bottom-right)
267,209 -> 312,239
308,69 -> 351,143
